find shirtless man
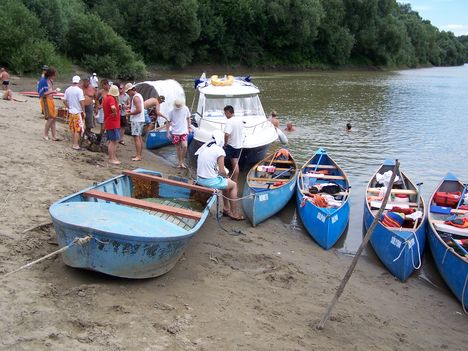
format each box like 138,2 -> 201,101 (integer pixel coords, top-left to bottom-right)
81,78 -> 96,133
1,68 -> 10,90
144,95 -> 167,128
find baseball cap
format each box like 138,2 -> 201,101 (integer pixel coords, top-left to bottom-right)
72,75 -> 81,84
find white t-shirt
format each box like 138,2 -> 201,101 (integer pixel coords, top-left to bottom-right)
224,117 -> 244,149
130,93 -> 145,123
64,85 -> 84,114
90,76 -> 99,88
168,106 -> 190,135
197,144 -> 226,179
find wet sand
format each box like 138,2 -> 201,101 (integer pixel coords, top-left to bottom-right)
0,75 -> 466,350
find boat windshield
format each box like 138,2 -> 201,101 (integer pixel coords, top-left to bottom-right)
202,95 -> 265,118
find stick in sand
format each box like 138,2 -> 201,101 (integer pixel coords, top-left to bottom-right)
316,159 -> 400,330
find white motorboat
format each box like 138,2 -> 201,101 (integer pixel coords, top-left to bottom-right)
189,74 -> 281,170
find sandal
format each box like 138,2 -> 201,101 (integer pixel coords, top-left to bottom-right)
131,157 -> 142,161
52,137 -> 63,141
118,140 -> 126,145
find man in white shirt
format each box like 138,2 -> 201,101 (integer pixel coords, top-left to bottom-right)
167,99 -> 191,168
196,130 -> 244,220
125,83 -> 145,161
63,75 -> 85,150
90,73 -> 99,89
223,105 -> 244,183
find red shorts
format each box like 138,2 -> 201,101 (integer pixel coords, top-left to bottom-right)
172,133 -> 187,145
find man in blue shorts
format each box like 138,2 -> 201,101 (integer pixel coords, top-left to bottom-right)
196,130 -> 244,220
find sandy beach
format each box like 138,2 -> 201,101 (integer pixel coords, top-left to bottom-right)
0,75 -> 466,350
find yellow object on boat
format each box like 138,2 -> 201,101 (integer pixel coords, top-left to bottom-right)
211,75 -> 234,86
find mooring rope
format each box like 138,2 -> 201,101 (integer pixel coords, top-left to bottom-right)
462,272 -> 468,315
2,236 -> 92,279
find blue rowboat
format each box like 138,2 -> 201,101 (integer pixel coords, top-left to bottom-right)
428,172 -> 468,309
49,169 -> 215,279
146,129 -> 194,150
296,148 -> 350,249
363,160 -> 426,281
242,148 -> 298,226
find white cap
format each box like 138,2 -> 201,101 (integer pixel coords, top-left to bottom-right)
93,73 -> 97,76
72,75 -> 80,84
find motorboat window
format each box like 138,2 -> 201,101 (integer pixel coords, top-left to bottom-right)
202,95 -> 265,118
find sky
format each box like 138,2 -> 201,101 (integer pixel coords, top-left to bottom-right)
401,0 -> 468,36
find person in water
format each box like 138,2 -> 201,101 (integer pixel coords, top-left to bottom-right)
346,122 -> 352,132
284,121 -> 296,132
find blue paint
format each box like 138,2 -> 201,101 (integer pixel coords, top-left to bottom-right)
296,148 -> 350,250
428,172 -> 468,308
49,169 -> 216,279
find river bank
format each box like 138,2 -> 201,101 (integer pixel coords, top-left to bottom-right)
0,76 -> 466,350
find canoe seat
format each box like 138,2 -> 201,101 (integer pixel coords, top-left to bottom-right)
367,188 -> 417,195
83,189 -> 203,220
303,174 -> 345,180
269,160 -> 294,164
432,220 -> 468,238
306,164 -> 337,169
248,177 -> 290,183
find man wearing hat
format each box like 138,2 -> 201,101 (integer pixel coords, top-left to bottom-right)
167,99 -> 191,168
103,85 -> 121,165
63,75 -> 85,150
125,83 -> 145,161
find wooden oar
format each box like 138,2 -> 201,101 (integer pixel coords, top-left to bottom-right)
317,160 -> 400,330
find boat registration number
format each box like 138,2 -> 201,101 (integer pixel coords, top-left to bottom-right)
259,194 -> 269,202
317,212 -> 326,223
390,236 -> 402,248
331,215 -> 338,224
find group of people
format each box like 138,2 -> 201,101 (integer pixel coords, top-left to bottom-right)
38,67 -> 192,167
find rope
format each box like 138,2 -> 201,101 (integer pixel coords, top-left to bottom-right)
462,272 -> 468,315
410,232 -> 422,269
2,236 -> 92,279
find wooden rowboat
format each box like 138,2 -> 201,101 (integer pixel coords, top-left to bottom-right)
49,169 -> 216,279
242,148 -> 298,226
428,172 -> 468,309
363,160 -> 426,281
296,148 -> 350,249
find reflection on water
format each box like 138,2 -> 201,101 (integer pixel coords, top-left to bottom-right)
154,65 -> 468,292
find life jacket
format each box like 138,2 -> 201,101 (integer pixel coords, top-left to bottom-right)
444,217 -> 468,228
274,148 -> 290,161
434,192 -> 461,207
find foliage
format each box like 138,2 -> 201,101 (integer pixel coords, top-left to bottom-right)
1,0 -> 466,76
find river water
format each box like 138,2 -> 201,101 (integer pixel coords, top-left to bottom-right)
155,65 -> 468,286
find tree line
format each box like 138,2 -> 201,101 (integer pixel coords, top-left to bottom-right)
0,0 -> 466,79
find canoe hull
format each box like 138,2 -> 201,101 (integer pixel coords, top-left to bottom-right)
49,169 -> 215,279
297,191 -> 350,249
296,148 -> 350,249
364,160 -> 426,281
428,173 -> 468,307
243,179 -> 296,226
364,203 -> 426,281
146,130 -> 194,150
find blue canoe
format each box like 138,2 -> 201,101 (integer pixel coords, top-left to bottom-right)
242,148 -> 298,226
363,160 -> 426,281
146,129 -> 194,150
49,169 -> 216,279
428,172 -> 468,309
296,148 -> 350,249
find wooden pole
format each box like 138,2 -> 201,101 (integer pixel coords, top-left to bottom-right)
316,159 -> 400,330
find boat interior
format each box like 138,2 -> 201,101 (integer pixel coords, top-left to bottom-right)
247,150 -> 297,190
